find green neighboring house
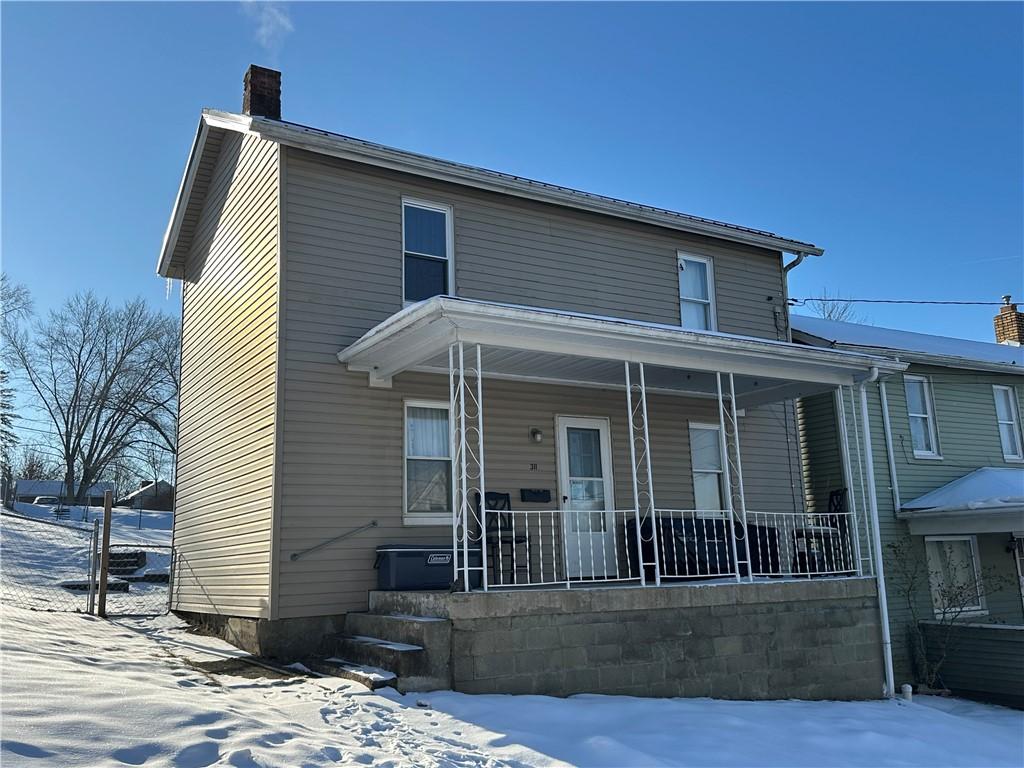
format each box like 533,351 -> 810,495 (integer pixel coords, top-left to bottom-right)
794,306 -> 1024,706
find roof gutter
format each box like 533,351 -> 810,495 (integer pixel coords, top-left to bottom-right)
783,252 -> 812,272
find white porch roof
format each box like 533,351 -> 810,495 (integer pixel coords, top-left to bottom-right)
337,297 -> 906,407
897,467 -> 1024,535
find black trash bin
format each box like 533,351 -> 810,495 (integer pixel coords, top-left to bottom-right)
374,544 -> 482,590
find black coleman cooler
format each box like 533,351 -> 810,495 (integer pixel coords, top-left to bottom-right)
374,544 -> 481,590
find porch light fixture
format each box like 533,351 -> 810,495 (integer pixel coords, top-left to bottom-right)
530,427 -> 544,444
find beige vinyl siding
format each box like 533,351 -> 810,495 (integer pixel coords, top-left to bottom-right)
284,149 -> 790,338
172,132 -> 280,618
276,146 -> 803,618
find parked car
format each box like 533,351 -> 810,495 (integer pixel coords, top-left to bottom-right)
31,496 -> 59,506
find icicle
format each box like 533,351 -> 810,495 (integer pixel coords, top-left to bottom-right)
165,277 -> 172,300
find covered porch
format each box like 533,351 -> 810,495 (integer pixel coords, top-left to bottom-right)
339,297 -> 906,595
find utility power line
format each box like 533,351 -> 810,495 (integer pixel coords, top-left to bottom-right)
790,298 -> 1003,307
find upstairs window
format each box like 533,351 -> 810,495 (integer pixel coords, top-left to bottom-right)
993,385 -> 1023,461
677,252 -> 716,331
904,374 -> 940,458
403,199 -> 452,304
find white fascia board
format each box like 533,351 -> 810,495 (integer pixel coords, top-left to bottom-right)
210,110 -> 823,257
157,117 -> 209,278
903,509 -> 1024,536
338,298 -> 905,388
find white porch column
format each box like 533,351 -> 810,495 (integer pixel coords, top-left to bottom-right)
835,387 -> 864,577
625,362 -> 660,586
449,342 -> 487,592
859,375 -> 896,698
716,373 -> 743,583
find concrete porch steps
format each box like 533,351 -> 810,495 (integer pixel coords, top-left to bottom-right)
306,657 -> 397,690
323,612 -> 453,693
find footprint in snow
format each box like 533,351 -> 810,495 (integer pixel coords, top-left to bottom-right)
204,727 -> 231,740
225,748 -> 259,768
172,741 -> 220,768
2,740 -> 55,759
110,743 -> 163,765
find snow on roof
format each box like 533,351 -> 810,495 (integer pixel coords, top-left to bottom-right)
901,467 -> 1024,512
792,314 -> 1023,369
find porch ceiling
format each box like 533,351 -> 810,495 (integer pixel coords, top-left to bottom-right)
337,297 -> 906,406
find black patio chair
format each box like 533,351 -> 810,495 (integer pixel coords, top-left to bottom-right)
474,492 -> 530,583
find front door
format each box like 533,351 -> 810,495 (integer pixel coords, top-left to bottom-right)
557,416 -> 617,579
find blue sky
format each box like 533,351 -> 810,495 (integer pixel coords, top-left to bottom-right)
3,2 -> 1021,342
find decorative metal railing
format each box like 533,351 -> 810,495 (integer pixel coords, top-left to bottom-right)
448,341 -> 872,592
478,507 -> 859,588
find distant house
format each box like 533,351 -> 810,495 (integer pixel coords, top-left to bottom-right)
116,480 -> 175,512
13,479 -> 115,506
795,304 -> 1024,706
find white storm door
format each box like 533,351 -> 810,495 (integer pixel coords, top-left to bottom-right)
557,416 -> 616,579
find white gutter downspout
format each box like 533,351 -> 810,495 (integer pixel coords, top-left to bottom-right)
877,381 -> 902,513
859,366 -> 896,698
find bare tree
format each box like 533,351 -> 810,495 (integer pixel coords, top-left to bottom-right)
806,287 -> 864,323
13,444 -> 58,480
887,538 -> 1013,690
3,293 -> 178,505
1,274 -> 33,324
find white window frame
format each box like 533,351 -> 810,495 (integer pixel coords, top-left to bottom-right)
403,398 -> 452,526
993,385 -> 1024,462
689,422 -> 726,517
402,198 -> 454,308
904,374 -> 941,459
677,251 -> 717,331
924,535 -> 987,618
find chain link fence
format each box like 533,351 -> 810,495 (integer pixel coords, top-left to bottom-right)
0,509 -> 171,616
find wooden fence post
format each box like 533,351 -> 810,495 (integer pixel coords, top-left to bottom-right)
97,490 -> 113,618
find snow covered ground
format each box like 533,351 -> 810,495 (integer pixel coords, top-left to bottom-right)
1,602 -> 1021,767
11,501 -> 172,546
2,505 -> 171,615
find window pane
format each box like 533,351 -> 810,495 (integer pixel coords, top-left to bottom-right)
1000,423 -> 1021,457
681,300 -> 710,330
407,459 -> 451,514
405,254 -> 448,302
567,428 -> 602,478
691,428 -> 722,471
909,415 -> 933,453
407,407 -> 449,458
679,258 -> 709,300
905,380 -> 927,415
994,388 -> 1014,422
925,539 -> 980,611
569,478 -> 605,510
404,205 -> 447,257
694,472 -> 723,512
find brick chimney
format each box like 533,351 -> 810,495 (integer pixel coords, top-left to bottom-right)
242,65 -> 281,120
994,295 -> 1024,346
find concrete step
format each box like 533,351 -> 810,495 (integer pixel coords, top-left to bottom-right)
306,657 -> 397,690
327,633 -> 449,693
109,551 -> 147,575
345,612 -> 449,649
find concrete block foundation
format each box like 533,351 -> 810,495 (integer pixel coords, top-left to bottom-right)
369,577 -> 885,700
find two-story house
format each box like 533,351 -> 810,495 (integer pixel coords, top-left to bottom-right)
158,66 -> 905,699
794,309 -> 1024,706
